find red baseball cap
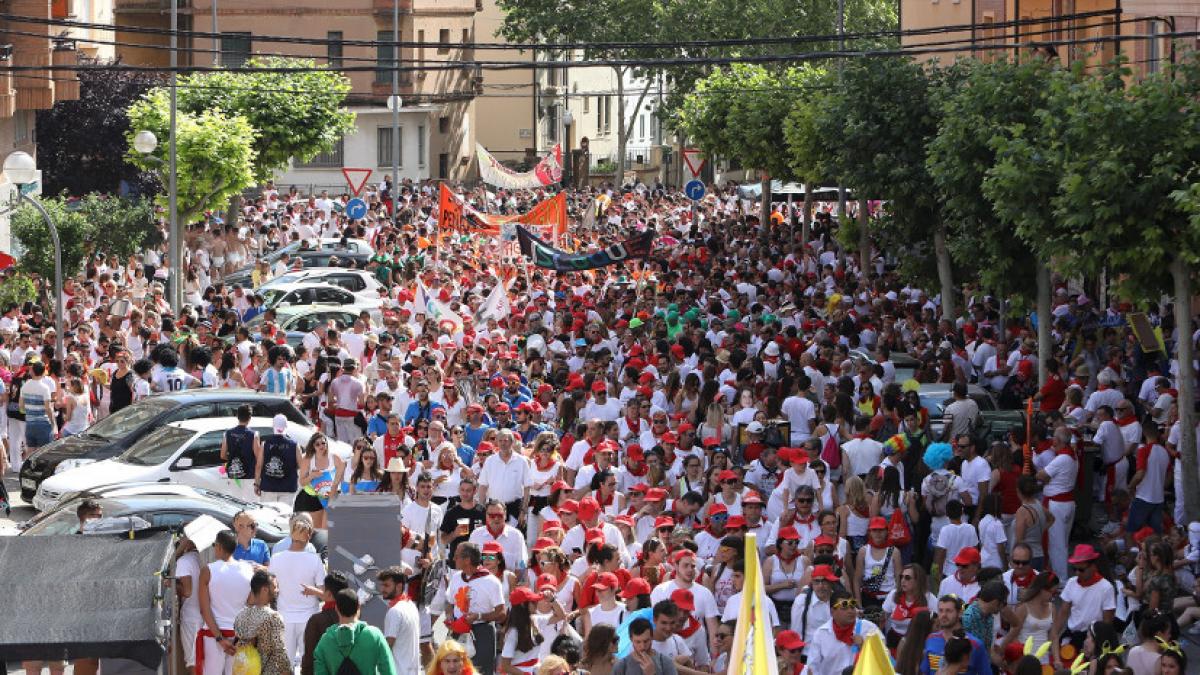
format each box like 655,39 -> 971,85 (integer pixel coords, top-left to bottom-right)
541,520 -> 564,534
776,526 -> 800,542
536,573 -> 558,592
953,547 -> 982,566
775,630 -> 805,651
708,503 -> 729,517
629,481 -> 649,494
717,469 -> 738,482
621,577 -> 652,599
510,586 -> 542,606
592,381 -> 608,393
660,432 -> 678,444
810,564 -> 840,582
531,537 -> 557,552
578,497 -> 601,520
725,515 -> 747,530
742,492 -> 764,505
551,480 -> 572,493
626,444 -> 645,461
868,517 -> 888,531
558,499 -> 579,514
476,441 -> 497,455
677,422 -> 695,434
654,516 -> 676,530
585,528 -> 606,546
644,488 -> 667,502
813,535 -> 837,547
670,587 -> 696,611
591,572 -> 620,591
614,515 -> 636,529
482,542 -> 504,555
702,437 -> 721,448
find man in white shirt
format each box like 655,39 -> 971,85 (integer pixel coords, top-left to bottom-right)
650,551 -> 720,667
1037,427 -> 1078,580
1090,405 -> 1127,502
402,472 -> 446,540
1126,422 -> 1170,540
1053,545 -> 1115,644
841,416 -> 884,480
379,566 -> 421,675
444,543 -> 506,675
781,380 -> 817,444
791,564 -> 837,649
955,435 -> 991,518
468,500 -> 529,570
477,429 -> 531,527
805,588 -> 881,675
581,381 -> 622,422
268,514 -> 325,667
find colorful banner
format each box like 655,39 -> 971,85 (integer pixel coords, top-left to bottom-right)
516,224 -> 654,272
437,183 -> 499,237
476,143 -> 562,190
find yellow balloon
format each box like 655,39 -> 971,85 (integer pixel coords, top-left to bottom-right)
1060,643 -> 1077,661
1041,665 -> 1054,675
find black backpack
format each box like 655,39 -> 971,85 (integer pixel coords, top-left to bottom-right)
336,638 -> 361,675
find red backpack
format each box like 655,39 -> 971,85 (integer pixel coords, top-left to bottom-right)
819,427 -> 841,470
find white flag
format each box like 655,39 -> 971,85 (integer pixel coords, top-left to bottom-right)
476,280 -> 512,324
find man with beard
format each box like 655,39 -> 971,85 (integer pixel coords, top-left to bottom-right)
268,514 -> 325,668
378,566 -> 421,675
233,570 -> 290,675
920,596 -> 991,674
805,588 -> 882,675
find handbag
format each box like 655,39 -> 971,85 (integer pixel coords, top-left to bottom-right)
887,503 -> 912,547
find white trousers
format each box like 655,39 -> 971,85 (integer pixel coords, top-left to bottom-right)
1047,500 -> 1075,581
180,618 -> 202,667
284,622 -> 307,666
201,636 -> 234,675
8,418 -> 23,468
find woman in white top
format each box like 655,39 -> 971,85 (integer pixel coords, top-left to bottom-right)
730,389 -> 759,426
427,442 -> 464,501
60,378 -> 91,436
762,526 -> 807,625
977,494 -> 1009,569
500,590 -> 545,674
698,400 -> 731,447
581,572 -> 625,635
881,563 -> 937,649
854,517 -> 901,610
529,545 -> 577,612
1000,570 -> 1058,665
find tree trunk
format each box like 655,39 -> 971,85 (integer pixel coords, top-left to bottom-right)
801,188 -> 812,248
857,200 -> 870,278
933,223 -> 956,321
1172,255 -> 1200,523
1036,265 -> 1052,386
760,174 -> 771,228
615,69 -> 627,183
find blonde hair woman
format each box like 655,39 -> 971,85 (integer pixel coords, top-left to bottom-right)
838,475 -> 873,564
427,640 -> 474,675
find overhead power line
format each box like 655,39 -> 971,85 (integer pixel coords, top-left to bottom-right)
0,8 -> 1122,53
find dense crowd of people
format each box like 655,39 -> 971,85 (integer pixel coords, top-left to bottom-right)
3,175 -> 1199,675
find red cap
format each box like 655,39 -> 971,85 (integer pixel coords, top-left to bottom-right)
1067,544 -> 1101,564
476,441 -> 497,455
776,526 -> 800,542
614,515 -> 636,529
670,344 -> 685,358
654,516 -> 676,530
490,376 -> 505,388
551,480 -> 572,493
702,437 -> 721,448
677,422 -> 695,434
541,520 -> 564,534
558,499 -> 579,514
775,630 -> 805,651
742,492 -> 764,505
810,564 -> 840,582
637,385 -> 653,398
536,573 -> 558,592
813,535 -> 837,547
626,444 -> 645,461
531,537 -> 557,552
660,432 -> 678,444
466,403 -> 485,414
629,481 -> 649,494
591,572 -> 620,591
585,527 -> 607,546
592,381 -> 608,392
644,488 -> 667,502
868,517 -> 888,531
717,469 -> 738,482
1132,526 -> 1156,544
707,503 -> 729,517
578,497 -> 601,520
621,577 -> 652,599
482,542 -> 504,555
638,372 -> 656,384
670,587 -> 696,611
670,549 -> 696,565
725,515 -> 747,529
537,383 -> 554,395
953,546 -> 982,566
510,586 -> 542,606
493,402 -> 510,413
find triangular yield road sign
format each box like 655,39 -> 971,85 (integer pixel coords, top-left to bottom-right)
342,168 -> 374,196
681,148 -> 706,179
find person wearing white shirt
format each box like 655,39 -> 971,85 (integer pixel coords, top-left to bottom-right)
841,418 -> 884,480
649,553 -> 720,667
805,589 -> 881,675
791,565 -> 837,646
781,388 -> 817,445
477,430 -> 531,524
580,383 -> 622,422
468,501 -> 529,570
1055,545 -> 1115,641
444,543 -> 506,675
1037,428 -> 1078,580
268,517 -> 326,667
379,566 -> 422,675
1126,423 -> 1170,536
402,473 -> 446,539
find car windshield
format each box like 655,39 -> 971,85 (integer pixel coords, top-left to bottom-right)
258,288 -> 287,307
85,398 -> 177,441
22,499 -> 133,535
920,392 -> 996,415
119,426 -> 195,466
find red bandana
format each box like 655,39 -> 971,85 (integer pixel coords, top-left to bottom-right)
1077,570 -> 1103,587
1012,570 -> 1035,588
1116,415 -> 1138,427
832,621 -> 856,645
891,594 -> 925,621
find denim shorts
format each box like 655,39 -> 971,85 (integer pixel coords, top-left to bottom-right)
25,419 -> 52,448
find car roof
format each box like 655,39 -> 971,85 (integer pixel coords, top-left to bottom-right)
918,383 -> 988,395
260,282 -> 348,292
169,417 -> 305,432
145,388 -> 293,403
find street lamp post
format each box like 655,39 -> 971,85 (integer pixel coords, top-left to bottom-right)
391,0 -> 400,227
169,0 -> 181,314
3,152 -> 63,362
562,108 -> 573,189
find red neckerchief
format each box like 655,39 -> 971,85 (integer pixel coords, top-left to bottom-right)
485,522 -> 505,538
322,601 -> 336,611
627,460 -> 648,477
853,504 -> 870,518
678,615 -> 703,638
388,593 -> 411,607
794,513 -> 816,526
1012,569 -> 1035,588
1055,445 -> 1076,458
466,566 -> 491,582
1077,570 -> 1103,587
891,594 -> 925,620
625,416 -> 641,434
535,455 -> 556,472
598,490 -> 615,509
832,621 -> 855,645
778,548 -> 800,563
1116,415 -> 1139,427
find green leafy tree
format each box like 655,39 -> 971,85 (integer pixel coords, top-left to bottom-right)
174,57 -> 356,181
783,70 -> 834,242
126,89 -> 258,227
79,194 -> 162,261
0,272 -> 39,310
12,197 -> 95,282
929,57 -> 1057,379
817,57 -> 952,306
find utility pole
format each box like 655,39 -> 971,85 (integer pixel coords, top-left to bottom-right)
391,0 -> 400,224
836,0 -> 849,228
168,0 -> 181,313
212,0 -> 219,66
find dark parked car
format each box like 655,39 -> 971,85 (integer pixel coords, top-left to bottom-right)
18,389 -> 307,500
20,483 -> 296,544
223,239 -> 374,288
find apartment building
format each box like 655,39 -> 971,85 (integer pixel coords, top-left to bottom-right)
901,0 -> 1198,74
113,0 -> 481,190
472,0 -> 537,168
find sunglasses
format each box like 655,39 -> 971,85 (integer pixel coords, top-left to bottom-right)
797,497 -> 814,504
488,513 -> 505,520
1012,559 -> 1031,566
482,555 -> 498,562
711,515 -> 728,522
832,598 -> 860,610
723,479 -> 738,485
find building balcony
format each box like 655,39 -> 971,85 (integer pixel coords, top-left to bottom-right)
373,0 -> 413,18
52,45 -> 81,102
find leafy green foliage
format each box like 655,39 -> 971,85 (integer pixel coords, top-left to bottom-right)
0,272 -> 38,309
78,194 -> 161,261
126,89 -> 258,226
928,58 -> 1056,300
12,197 -> 95,281
35,69 -> 160,197
174,58 -> 356,181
